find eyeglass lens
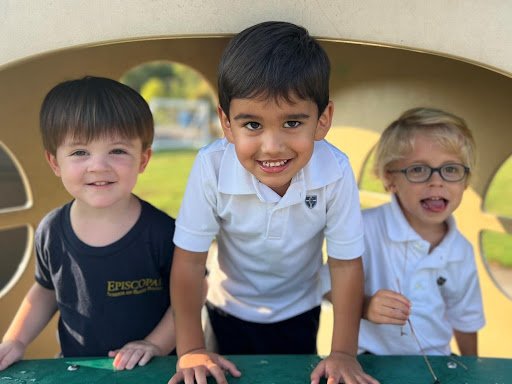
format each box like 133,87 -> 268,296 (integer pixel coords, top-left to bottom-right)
406,164 -> 466,182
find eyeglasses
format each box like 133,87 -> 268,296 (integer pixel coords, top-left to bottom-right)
388,163 -> 469,183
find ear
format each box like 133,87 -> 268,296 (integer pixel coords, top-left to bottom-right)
384,173 -> 397,193
45,151 -> 62,177
139,147 -> 152,173
218,105 -> 234,143
314,101 -> 334,141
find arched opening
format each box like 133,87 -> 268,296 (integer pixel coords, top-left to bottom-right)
120,60 -> 220,218
481,155 -> 512,300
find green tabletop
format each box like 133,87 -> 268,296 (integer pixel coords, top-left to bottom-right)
0,355 -> 510,383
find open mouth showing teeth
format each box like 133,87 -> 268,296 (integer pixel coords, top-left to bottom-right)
261,160 -> 288,167
89,181 -> 112,186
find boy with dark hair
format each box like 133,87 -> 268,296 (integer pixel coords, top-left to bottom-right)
0,76 -> 176,371
169,22 -> 378,384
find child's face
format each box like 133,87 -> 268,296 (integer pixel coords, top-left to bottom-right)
219,95 -> 332,196
385,132 -> 467,235
45,135 -> 151,210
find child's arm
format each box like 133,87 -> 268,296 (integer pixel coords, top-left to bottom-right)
168,246 -> 240,384
363,289 -> 411,325
311,257 -> 379,384
0,283 -> 57,370
108,306 -> 176,370
453,330 -> 478,356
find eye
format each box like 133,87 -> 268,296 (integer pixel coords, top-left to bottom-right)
70,150 -> 88,157
408,165 -> 429,175
243,121 -> 261,131
443,164 -> 461,175
110,148 -> 128,155
284,121 -> 301,128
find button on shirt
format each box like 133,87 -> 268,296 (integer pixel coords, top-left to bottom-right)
358,195 -> 485,355
174,138 -> 364,323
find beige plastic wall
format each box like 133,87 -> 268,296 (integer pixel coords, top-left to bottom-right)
1,1 -> 511,359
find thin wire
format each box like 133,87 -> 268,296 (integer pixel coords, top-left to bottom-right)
397,278 -> 439,383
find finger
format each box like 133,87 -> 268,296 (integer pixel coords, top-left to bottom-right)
310,362 -> 325,384
383,307 -> 409,322
193,366 -> 208,384
216,356 -> 241,377
208,365 -> 228,384
183,367 -> 196,384
125,349 -> 145,370
377,290 -> 410,306
138,350 -> 153,366
167,371 -> 184,384
326,374 -> 341,384
361,372 -> 380,384
108,350 -> 118,358
113,349 -> 133,370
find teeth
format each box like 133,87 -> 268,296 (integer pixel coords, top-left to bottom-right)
262,160 -> 287,167
93,181 -> 109,186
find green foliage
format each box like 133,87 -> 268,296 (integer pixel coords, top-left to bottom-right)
481,231 -> 512,267
485,156 -> 512,217
121,61 -> 175,93
140,77 -> 166,102
121,61 -> 216,104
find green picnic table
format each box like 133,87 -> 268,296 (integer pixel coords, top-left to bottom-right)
0,354 -> 510,383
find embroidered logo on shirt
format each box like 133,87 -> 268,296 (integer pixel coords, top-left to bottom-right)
437,276 -> 447,286
305,195 -> 317,208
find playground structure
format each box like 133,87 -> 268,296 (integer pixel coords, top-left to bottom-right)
0,1 -> 511,359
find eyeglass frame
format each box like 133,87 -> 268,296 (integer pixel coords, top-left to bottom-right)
387,163 -> 470,183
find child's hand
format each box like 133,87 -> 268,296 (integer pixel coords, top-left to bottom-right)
310,352 -> 379,384
167,349 -> 241,384
364,289 -> 411,325
0,340 -> 25,371
108,340 -> 161,370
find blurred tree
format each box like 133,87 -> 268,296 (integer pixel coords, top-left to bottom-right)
121,61 -> 215,103
140,77 -> 166,101
121,61 -> 175,93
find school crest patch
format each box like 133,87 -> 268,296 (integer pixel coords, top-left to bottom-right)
305,195 -> 317,209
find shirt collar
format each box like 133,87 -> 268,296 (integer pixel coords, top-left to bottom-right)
217,140 -> 342,200
385,194 -> 462,263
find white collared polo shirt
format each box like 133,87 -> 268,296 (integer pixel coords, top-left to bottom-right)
174,138 -> 364,323
358,195 -> 485,355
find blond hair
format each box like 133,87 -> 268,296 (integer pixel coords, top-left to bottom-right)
374,107 -> 476,188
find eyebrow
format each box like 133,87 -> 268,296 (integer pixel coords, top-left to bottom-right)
232,113 -> 311,120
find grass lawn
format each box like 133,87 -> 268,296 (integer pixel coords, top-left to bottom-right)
134,147 -> 511,269
133,149 -> 197,218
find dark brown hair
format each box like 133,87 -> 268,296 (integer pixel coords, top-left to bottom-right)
40,76 -> 153,155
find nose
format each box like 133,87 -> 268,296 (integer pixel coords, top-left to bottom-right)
87,154 -> 110,172
428,169 -> 444,185
260,130 -> 284,156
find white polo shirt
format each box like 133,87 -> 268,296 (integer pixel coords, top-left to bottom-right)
358,195 -> 485,355
174,138 -> 364,323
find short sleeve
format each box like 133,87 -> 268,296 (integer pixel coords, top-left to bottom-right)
445,247 -> 485,332
34,224 -> 54,290
173,151 -> 220,252
324,158 -> 365,260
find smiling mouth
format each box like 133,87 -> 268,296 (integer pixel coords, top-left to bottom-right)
88,181 -> 113,186
260,159 -> 289,168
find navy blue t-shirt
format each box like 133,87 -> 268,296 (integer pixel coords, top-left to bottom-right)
35,197 -> 175,357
